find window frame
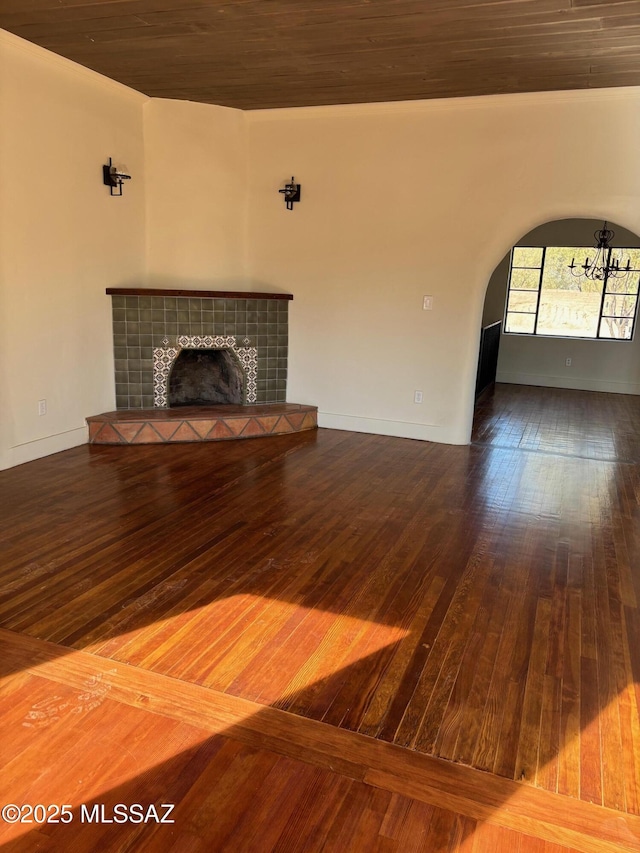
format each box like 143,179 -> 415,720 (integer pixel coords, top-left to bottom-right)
503,245 -> 640,342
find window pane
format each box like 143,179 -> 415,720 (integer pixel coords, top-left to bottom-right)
606,247 -> 640,281
622,248 -> 640,270
545,247 -> 600,287
605,275 -> 640,295
512,247 -> 543,268
602,294 -> 637,318
599,316 -> 634,339
535,247 -> 602,337
507,290 -> 538,314
536,290 -> 602,337
505,312 -> 535,334
509,268 -> 540,290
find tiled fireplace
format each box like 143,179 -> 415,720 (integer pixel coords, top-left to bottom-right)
109,289 -> 290,409
88,288 -> 317,445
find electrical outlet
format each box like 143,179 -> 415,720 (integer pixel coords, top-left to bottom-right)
423,295 -> 433,311
38,399 -> 47,416
414,390 -> 423,404
565,357 -> 572,367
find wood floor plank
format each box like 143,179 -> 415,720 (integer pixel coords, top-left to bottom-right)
434,555 -> 499,761
516,597 -> 553,784
472,549 -> 533,774
451,556 -> 511,766
411,551 -> 494,754
557,588 -> 582,800
619,607 -> 640,815
357,572 -> 447,738
537,673 -> 562,793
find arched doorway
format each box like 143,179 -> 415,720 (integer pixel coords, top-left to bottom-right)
473,217 -> 640,456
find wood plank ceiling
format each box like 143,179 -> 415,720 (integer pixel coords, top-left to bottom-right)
2,1 -> 640,110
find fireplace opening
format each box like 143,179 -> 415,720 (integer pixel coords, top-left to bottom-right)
168,348 -> 244,406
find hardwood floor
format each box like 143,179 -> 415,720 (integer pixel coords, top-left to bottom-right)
473,383 -> 640,462
1,383 -> 640,850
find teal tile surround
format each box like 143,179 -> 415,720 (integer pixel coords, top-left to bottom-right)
110,294 -> 288,409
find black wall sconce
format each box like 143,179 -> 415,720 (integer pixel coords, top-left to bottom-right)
278,176 -> 301,210
103,158 -> 132,196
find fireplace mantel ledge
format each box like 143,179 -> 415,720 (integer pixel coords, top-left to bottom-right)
106,288 -> 293,301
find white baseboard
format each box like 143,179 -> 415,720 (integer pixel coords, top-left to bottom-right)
2,426 -> 88,470
496,371 -> 640,395
318,411 -> 468,445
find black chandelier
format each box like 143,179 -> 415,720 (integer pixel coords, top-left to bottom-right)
568,221 -> 632,282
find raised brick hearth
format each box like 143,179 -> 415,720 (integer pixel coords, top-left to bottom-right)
87,404 -> 317,445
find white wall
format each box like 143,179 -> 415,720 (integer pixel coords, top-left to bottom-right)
487,219 -> 640,394
144,99 -> 249,288
0,31 -> 147,470
246,90 -> 640,444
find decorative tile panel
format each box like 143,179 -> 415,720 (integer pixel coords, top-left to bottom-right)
153,336 -> 257,407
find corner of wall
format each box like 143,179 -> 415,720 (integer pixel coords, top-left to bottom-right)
143,98 -> 250,289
